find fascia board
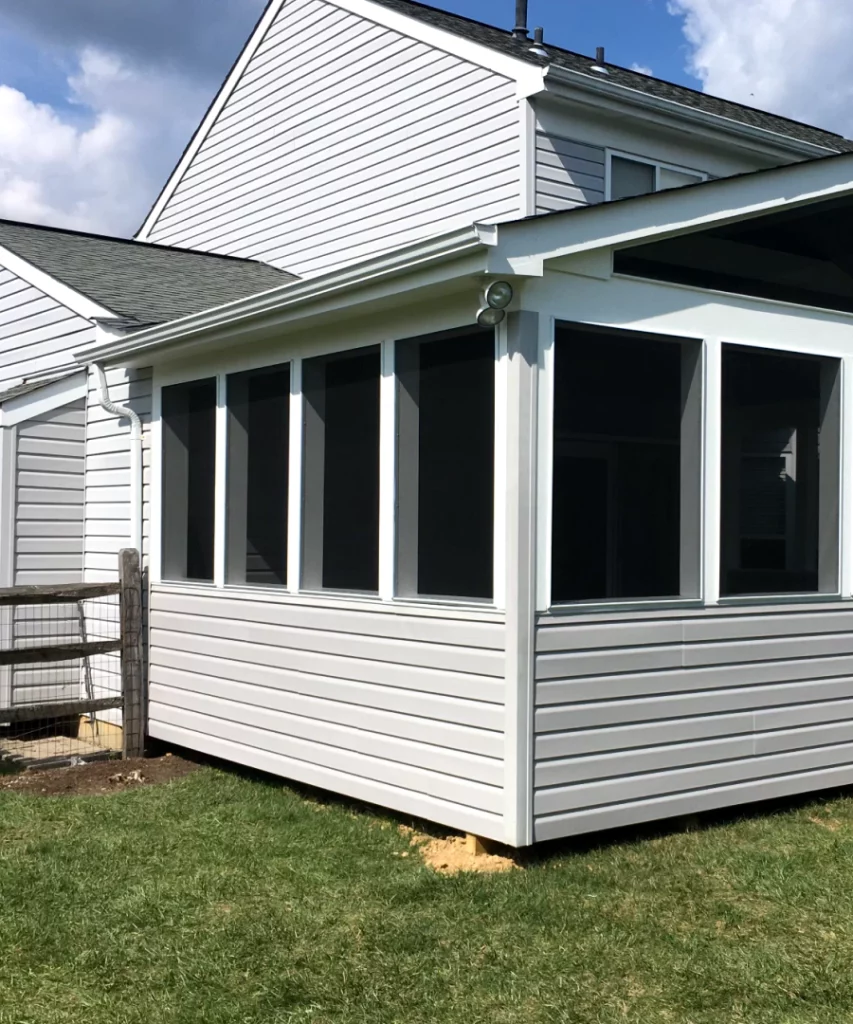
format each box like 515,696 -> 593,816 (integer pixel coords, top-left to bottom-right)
543,67 -> 840,160
0,244 -> 113,321
0,371 -> 88,428
75,227 -> 492,366
340,0 -> 546,95
136,0 -> 286,240
486,154 -> 853,270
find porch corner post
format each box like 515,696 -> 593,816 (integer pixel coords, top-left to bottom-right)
119,548 -> 145,759
503,310 -> 539,848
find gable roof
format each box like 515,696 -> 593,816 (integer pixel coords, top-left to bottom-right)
0,219 -> 294,328
367,0 -> 853,154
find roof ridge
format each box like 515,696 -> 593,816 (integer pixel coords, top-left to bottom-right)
0,215 -> 283,268
368,0 -> 850,145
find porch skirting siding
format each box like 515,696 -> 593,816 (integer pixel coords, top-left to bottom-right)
534,603 -> 853,842
148,587 -> 507,839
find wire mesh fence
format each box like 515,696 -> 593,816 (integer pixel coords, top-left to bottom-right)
0,551 -> 143,771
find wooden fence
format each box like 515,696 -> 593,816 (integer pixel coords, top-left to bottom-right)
0,549 -> 144,759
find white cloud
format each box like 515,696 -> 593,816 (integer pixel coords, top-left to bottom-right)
668,0 -> 853,135
0,46 -> 210,236
631,63 -> 654,76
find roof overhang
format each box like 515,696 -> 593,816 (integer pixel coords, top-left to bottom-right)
484,150 -> 853,277
82,151 -> 853,370
0,371 -> 88,428
76,227 -> 497,368
542,67 -> 840,161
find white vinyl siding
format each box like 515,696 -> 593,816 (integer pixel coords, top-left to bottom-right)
148,587 -> 507,840
142,0 -> 522,277
534,605 -> 853,841
0,266 -> 95,392
11,400 -> 86,706
535,133 -> 606,214
84,366 -> 152,582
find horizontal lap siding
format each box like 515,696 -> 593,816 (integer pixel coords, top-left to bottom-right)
148,587 -> 507,839
143,0 -> 521,277
535,133 -> 605,215
534,606 -> 853,841
11,401 -> 86,705
0,267 -> 94,391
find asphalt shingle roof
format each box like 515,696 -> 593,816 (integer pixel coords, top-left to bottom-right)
369,0 -> 853,153
0,371 -> 80,406
0,220 -> 295,327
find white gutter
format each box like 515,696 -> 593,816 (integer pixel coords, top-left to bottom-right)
92,363 -> 143,555
543,65 -> 841,160
77,226 -> 492,365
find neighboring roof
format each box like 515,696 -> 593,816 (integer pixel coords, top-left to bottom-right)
0,371 -> 78,407
0,219 -> 295,327
369,0 -> 853,153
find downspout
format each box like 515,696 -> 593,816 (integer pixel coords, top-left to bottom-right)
91,363 -> 143,555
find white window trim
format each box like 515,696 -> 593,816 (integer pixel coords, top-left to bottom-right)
151,325 -> 509,611
605,149 -> 709,202
537,324 -> 846,616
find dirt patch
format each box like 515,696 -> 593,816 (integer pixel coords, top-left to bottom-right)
398,825 -> 518,876
0,754 -> 198,797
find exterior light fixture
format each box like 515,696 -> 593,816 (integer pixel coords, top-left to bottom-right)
476,281 -> 514,328
485,280 -> 514,309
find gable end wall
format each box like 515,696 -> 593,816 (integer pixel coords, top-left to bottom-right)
141,0 -> 523,277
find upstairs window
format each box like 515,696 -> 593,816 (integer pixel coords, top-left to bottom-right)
609,153 -> 706,201
302,346 -> 381,593
161,378 -> 217,583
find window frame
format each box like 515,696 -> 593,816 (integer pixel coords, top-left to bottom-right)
605,149 -> 709,202
546,320 -> 705,611
150,324 -> 508,611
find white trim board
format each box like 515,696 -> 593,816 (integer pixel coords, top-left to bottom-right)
0,371 -> 88,427
0,244 -> 113,322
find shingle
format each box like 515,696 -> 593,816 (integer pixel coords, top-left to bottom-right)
0,220 -> 295,326
0,371 -> 79,406
368,0 -> 853,153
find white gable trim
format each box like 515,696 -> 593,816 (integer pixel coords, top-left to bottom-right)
335,0 -> 544,91
135,0 -> 543,242
0,243 -> 113,322
136,0 -> 286,241
0,371 -> 88,428
485,152 -> 853,274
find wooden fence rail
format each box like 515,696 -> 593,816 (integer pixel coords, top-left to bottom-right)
0,550 -> 144,758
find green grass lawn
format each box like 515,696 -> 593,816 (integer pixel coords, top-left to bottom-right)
3,765 -> 853,1024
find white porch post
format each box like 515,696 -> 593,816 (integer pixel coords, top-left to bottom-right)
702,338 -> 722,606
504,310 -> 539,848
0,425 -> 16,709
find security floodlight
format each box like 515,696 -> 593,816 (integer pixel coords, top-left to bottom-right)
485,281 -> 514,309
477,306 -> 506,327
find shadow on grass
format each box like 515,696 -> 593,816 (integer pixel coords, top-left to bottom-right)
145,736 -> 853,868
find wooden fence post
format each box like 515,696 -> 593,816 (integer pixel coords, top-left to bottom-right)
119,548 -> 144,759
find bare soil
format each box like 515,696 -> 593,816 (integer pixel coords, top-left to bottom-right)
398,825 -> 518,875
0,754 -> 199,797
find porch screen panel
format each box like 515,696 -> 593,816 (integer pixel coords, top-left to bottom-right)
720,346 -> 840,596
551,325 -> 701,605
226,364 -> 290,586
302,346 -> 380,593
396,328 -> 495,600
161,378 -> 216,582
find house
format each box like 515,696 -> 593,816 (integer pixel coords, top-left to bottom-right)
6,0 -> 853,846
